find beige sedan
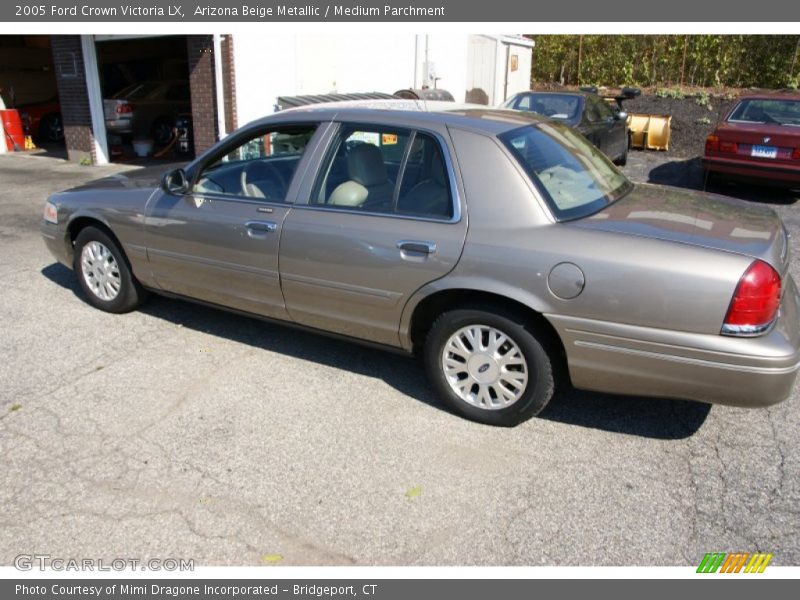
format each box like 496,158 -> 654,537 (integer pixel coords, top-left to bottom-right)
42,101 -> 800,426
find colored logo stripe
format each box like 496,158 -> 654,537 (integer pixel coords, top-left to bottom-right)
697,552 -> 773,573
697,553 -> 726,573
745,553 -> 773,573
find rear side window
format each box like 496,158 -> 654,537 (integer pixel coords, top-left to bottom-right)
500,123 -> 632,220
311,124 -> 453,220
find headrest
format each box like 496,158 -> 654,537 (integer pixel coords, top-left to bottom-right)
347,143 -> 389,187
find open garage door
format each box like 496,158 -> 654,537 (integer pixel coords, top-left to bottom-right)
94,35 -> 193,162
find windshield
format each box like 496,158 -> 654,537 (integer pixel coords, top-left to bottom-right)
728,98 -> 800,126
512,93 -> 581,121
499,123 -> 633,221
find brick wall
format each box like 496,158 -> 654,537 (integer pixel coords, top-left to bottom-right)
186,35 -> 218,155
50,35 -> 229,162
222,35 -> 237,134
50,35 -> 94,163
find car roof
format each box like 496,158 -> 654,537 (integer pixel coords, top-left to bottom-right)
518,91 -> 587,96
250,99 -> 548,135
735,93 -> 800,101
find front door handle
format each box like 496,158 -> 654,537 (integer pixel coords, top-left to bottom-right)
245,220 -> 277,238
246,220 -> 277,232
397,240 -> 437,255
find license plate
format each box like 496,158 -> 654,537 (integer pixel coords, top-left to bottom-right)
751,145 -> 777,159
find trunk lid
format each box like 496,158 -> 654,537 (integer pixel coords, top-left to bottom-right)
103,98 -> 132,121
574,183 -> 790,275
712,122 -> 800,165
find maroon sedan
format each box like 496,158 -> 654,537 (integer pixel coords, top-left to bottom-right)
703,94 -> 800,186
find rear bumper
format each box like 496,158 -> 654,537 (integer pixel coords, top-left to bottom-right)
105,119 -> 133,134
547,275 -> 800,408
703,155 -> 800,184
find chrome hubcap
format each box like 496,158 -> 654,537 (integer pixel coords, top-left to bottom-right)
441,325 -> 529,410
80,241 -> 121,301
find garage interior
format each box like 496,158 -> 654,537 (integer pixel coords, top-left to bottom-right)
0,35 -> 65,153
94,35 -> 194,162
1,34 -> 233,165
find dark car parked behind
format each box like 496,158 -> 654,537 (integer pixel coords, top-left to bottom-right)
503,91 -> 630,165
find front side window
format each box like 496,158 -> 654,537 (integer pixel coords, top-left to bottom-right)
593,97 -> 615,121
194,125 -> 317,202
500,122 -> 632,221
583,97 -> 603,123
312,124 -> 453,220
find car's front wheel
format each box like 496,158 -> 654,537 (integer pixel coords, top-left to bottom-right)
73,226 -> 146,313
615,134 -> 629,166
424,306 -> 555,426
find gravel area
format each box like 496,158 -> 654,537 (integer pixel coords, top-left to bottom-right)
623,93 -> 736,159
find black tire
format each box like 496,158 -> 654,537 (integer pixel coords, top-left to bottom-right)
703,170 -> 725,191
615,134 -> 629,166
615,145 -> 628,166
151,117 -> 174,146
73,226 -> 146,313
424,305 -> 555,427
39,113 -> 64,143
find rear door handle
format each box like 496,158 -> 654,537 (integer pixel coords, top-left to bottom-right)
245,220 -> 277,237
397,240 -> 437,255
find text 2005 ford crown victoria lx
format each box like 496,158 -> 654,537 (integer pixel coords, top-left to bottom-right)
41,101 -> 800,426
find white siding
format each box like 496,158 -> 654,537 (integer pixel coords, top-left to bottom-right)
232,33 -> 531,124
466,35 -> 497,105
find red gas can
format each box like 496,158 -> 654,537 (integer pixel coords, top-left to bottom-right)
1,109 -> 25,151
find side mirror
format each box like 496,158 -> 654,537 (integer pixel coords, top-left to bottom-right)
161,168 -> 188,195
615,111 -> 628,121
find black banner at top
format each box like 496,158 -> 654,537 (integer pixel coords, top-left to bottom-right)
2,0 -> 800,22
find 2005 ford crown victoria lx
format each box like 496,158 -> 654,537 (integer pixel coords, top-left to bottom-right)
41,101 -> 800,426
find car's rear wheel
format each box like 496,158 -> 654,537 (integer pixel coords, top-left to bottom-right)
39,113 -> 64,143
151,117 -> 174,146
424,306 -> 554,426
73,226 -> 146,313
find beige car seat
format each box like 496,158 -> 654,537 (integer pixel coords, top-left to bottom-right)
329,143 -> 394,207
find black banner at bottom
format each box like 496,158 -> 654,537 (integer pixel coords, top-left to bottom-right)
2,579 -> 796,600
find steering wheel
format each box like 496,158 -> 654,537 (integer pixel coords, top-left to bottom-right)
240,161 -> 287,200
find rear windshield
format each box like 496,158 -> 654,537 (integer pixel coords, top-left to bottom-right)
112,82 -> 163,100
512,93 -> 581,121
728,98 -> 800,126
499,123 -> 632,221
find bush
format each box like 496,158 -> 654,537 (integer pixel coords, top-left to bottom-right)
529,34 -> 800,89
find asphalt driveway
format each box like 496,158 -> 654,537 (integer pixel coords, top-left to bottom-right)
0,149 -> 798,567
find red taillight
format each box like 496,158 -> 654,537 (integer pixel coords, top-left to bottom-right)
792,148 -> 800,160
116,103 -> 134,114
719,141 -> 738,154
705,134 -> 719,153
722,260 -> 781,335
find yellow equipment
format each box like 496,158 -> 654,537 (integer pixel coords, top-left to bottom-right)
626,113 -> 672,151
